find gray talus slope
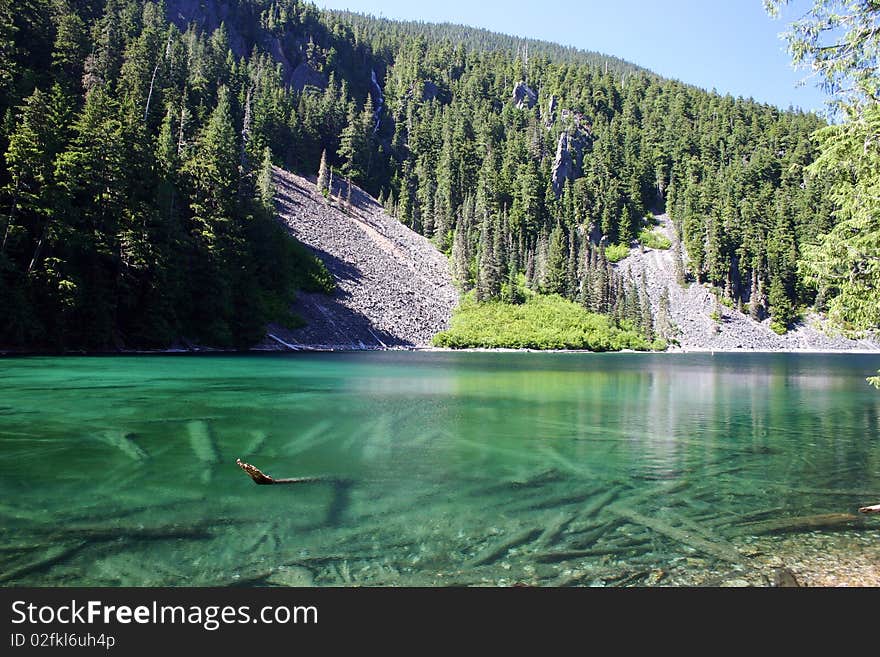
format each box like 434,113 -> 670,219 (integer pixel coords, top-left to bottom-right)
616,214 -> 879,351
259,168 -> 457,349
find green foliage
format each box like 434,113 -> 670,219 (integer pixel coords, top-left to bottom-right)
765,0 -> 879,111
0,1 -> 337,350
604,243 -> 631,263
433,293 -> 661,351
0,0 -> 852,350
767,1 -> 880,333
868,372 -> 880,389
798,104 -> 880,332
637,228 -> 672,250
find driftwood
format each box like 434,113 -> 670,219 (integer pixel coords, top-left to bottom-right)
236,459 -> 329,485
859,503 -> 880,514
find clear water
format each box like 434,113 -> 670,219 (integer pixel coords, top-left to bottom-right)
1,352 -> 879,586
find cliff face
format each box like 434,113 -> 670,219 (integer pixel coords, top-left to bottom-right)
550,110 -> 593,196
259,168 -> 458,350
164,0 -> 327,91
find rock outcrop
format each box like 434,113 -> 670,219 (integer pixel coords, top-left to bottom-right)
551,133 -> 573,196
545,95 -> 558,127
290,61 -> 326,92
551,112 -> 593,196
512,81 -> 537,109
166,0 -> 328,92
259,168 -> 458,350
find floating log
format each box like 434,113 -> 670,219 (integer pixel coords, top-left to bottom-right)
859,503 -> 880,514
236,459 -> 330,485
466,527 -> 543,567
729,513 -> 866,537
608,505 -> 745,564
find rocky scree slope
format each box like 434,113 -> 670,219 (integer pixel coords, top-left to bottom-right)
615,215 -> 880,351
256,168 -> 458,350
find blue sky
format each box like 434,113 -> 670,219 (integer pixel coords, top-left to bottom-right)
312,0 -> 828,114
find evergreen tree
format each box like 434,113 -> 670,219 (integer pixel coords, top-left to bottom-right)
316,148 -> 330,196
544,223 -> 567,295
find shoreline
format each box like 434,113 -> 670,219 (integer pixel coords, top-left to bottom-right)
3,345 -> 880,356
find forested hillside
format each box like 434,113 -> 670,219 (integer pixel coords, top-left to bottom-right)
0,0 -> 842,350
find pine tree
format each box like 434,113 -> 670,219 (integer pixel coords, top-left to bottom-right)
544,223 -> 567,295
451,223 -> 472,290
316,149 -> 330,196
257,146 -> 275,215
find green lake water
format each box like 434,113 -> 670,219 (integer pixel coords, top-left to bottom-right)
1,352 -> 879,586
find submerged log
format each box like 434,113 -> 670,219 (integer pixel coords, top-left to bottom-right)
187,420 -> 219,463
608,505 -> 745,564
532,544 -> 647,563
97,429 -> 147,460
579,486 -> 622,519
466,527 -> 543,567
236,459 -> 330,485
0,542 -> 86,584
730,513 -> 866,537
537,512 -> 578,548
565,519 -> 622,549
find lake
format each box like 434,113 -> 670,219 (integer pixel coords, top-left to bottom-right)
1,352 -> 879,586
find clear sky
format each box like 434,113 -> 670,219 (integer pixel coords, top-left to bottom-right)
311,0 -> 828,114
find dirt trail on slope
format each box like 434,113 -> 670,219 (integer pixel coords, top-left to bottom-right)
616,214 -> 879,351
257,168 -> 458,350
